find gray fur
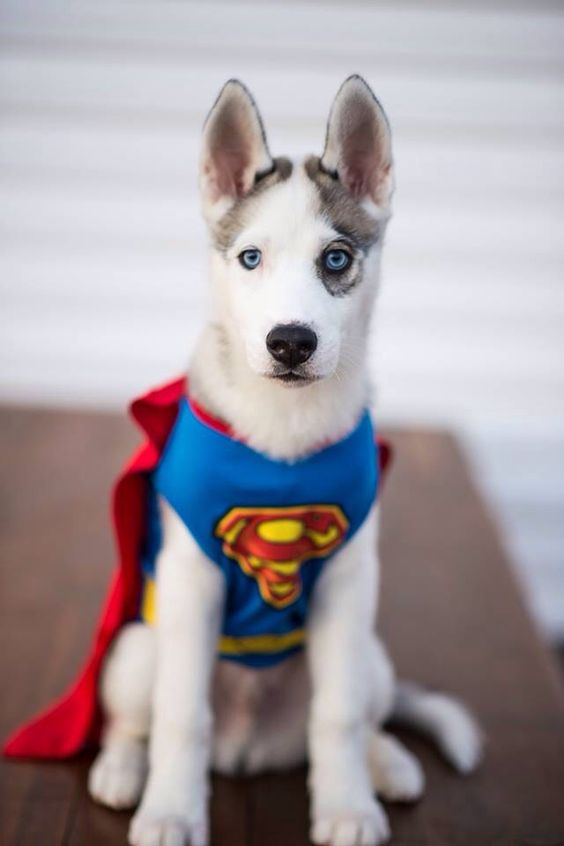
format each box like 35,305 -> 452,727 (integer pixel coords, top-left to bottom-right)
304,156 -> 381,253
212,157 -> 293,254
304,156 -> 380,297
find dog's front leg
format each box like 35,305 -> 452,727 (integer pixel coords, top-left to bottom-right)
129,500 -> 225,846
307,507 -> 391,846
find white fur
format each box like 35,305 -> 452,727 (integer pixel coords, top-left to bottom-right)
220,169 -> 370,384
88,78 -> 482,846
306,510 -> 393,844
88,623 -> 153,809
392,682 -> 484,775
193,164 -> 383,460
368,733 -> 425,803
129,501 -> 225,846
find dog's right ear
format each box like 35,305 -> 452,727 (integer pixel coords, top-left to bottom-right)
199,80 -> 273,223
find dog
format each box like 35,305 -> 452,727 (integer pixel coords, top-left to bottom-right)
87,75 -> 482,846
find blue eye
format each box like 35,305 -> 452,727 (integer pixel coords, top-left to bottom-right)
323,249 -> 351,273
239,248 -> 262,270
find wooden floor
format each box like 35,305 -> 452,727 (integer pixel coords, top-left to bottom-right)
1,407 -> 563,846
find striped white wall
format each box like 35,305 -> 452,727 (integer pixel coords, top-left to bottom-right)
1,1 -> 563,636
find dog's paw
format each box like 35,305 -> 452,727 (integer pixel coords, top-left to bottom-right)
310,801 -> 390,846
369,733 -> 425,803
129,812 -> 207,846
88,742 -> 147,810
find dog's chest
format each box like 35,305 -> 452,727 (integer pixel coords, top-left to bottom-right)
138,394 -> 380,668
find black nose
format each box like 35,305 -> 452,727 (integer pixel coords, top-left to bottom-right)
266,324 -> 318,368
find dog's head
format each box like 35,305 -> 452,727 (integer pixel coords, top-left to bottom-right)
199,75 -> 393,387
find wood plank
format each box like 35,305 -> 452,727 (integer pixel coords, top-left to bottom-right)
65,770 -> 249,846
0,408 -> 132,846
2,126 -> 562,202
379,431 -> 564,844
2,56 -> 563,135
1,408 -> 563,844
249,768 -> 310,846
1,1 -> 562,68
1,182 -> 562,265
3,306 -> 563,422
3,252 -> 564,322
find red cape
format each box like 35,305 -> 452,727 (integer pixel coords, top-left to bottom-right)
4,377 -> 391,759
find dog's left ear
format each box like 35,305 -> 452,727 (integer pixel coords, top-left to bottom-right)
321,75 -> 393,209
199,79 -> 273,223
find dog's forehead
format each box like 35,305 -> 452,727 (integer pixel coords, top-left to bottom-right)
213,158 -> 380,254
232,161 -> 331,251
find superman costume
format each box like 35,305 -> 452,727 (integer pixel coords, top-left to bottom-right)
4,377 -> 391,759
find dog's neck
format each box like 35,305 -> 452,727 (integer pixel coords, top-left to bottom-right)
188,323 -> 371,461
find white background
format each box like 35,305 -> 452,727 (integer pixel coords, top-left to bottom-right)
1,1 -> 563,637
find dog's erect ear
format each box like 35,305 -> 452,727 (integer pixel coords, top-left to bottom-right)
199,80 -> 273,223
320,75 -> 393,208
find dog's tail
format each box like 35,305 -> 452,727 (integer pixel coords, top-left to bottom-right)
390,681 -> 484,774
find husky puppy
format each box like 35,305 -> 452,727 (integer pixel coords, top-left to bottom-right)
88,76 -> 482,846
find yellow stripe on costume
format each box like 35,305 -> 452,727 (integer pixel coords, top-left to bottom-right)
140,576 -> 304,655
141,575 -> 157,625
218,628 -> 305,655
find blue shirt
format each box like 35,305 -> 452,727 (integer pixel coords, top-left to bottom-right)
139,396 -> 379,667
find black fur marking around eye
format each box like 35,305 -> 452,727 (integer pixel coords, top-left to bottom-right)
315,253 -> 364,298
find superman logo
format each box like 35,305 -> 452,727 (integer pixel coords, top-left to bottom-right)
215,505 -> 349,608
